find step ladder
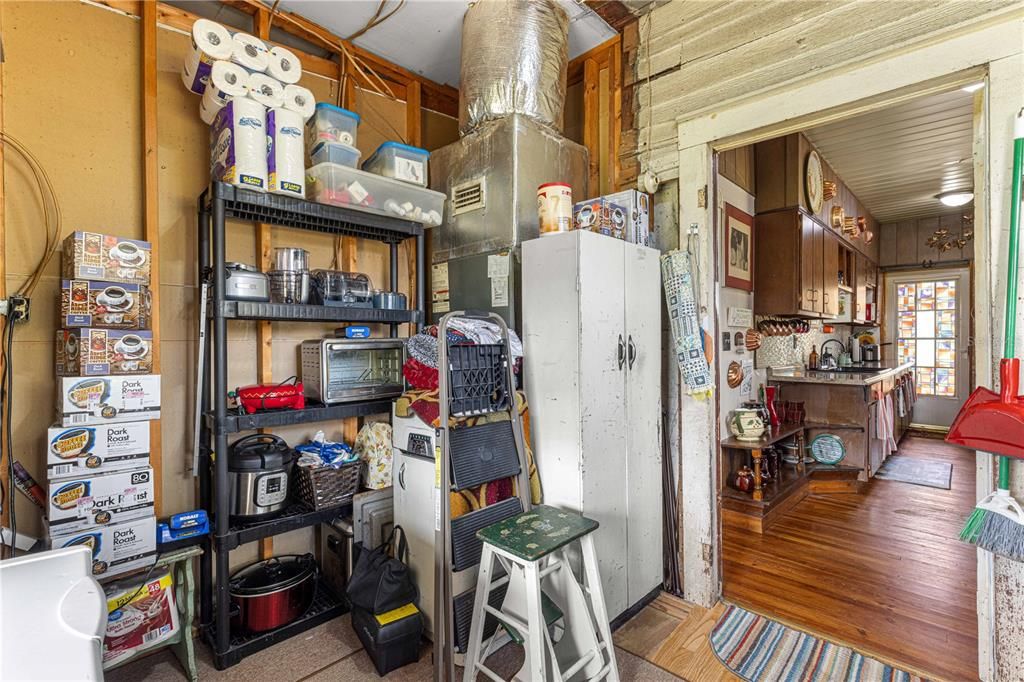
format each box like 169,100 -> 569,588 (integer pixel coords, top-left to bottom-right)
433,312 -> 532,681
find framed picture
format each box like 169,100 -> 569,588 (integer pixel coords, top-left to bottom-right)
724,203 -> 754,291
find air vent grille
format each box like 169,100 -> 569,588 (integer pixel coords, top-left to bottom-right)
451,178 -> 486,216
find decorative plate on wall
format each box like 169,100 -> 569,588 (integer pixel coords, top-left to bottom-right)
805,150 -> 824,214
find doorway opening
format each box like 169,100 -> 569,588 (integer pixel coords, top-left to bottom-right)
714,84 -> 980,681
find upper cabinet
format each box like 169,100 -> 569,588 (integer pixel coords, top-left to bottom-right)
755,208 -> 837,317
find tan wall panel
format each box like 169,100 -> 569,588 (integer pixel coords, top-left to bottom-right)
423,110 -> 458,153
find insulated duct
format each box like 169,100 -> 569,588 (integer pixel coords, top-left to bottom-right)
458,0 -> 569,135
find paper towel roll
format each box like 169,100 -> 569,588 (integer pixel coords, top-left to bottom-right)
199,95 -> 219,125
281,84 -> 316,121
247,73 -> 285,109
230,33 -> 270,73
181,19 -> 233,95
267,108 -> 306,198
267,46 -> 303,85
200,61 -> 249,117
211,98 -> 268,191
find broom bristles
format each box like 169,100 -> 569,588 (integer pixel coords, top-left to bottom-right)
973,512 -> 1024,561
960,507 -> 989,544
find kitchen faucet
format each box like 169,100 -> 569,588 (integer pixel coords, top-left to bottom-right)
819,339 -> 846,370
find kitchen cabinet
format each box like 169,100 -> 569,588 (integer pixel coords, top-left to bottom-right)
522,229 -> 663,620
755,208 -> 835,317
853,253 -> 879,323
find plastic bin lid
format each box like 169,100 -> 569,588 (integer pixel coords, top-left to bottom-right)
312,102 -> 361,124
310,140 -> 362,158
368,141 -> 430,158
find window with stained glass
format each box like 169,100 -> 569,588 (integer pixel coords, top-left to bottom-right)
896,280 -> 957,396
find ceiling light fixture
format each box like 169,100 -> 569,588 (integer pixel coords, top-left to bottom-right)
937,191 -> 974,207
961,82 -> 985,93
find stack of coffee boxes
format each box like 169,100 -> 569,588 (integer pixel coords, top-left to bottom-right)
47,232 -> 160,579
572,189 -> 652,246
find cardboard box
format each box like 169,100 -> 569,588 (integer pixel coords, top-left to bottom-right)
47,467 -> 154,533
604,189 -> 652,247
103,569 -> 179,668
47,422 -> 150,479
63,232 -> 152,286
60,279 -> 151,329
573,197 -> 628,240
50,515 -> 156,580
57,329 -> 154,376
56,375 -> 161,427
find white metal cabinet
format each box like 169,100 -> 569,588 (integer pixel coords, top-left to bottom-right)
393,448 -> 437,636
522,229 -> 663,620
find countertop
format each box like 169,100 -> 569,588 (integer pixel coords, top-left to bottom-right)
768,361 -> 914,386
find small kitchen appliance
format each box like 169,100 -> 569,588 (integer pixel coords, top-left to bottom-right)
232,379 -> 306,413
224,262 -> 270,302
311,270 -> 372,307
300,339 -> 405,404
229,554 -> 317,632
861,344 -> 879,362
228,434 -> 294,521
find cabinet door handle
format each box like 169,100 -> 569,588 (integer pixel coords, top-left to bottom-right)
398,462 -> 406,490
617,334 -> 626,370
628,335 -> 637,370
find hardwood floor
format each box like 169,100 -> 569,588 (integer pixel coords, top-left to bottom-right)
723,435 -> 978,681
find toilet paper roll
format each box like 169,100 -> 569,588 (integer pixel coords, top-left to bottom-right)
199,95 -> 219,125
181,19 -> 233,95
200,61 -> 249,116
266,46 -> 303,85
247,72 -> 286,109
230,33 -> 270,73
281,84 -> 316,121
267,107 -> 306,198
211,97 -> 268,191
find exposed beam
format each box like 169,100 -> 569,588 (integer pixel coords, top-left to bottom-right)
405,81 -> 422,337
142,0 -> 164,517
583,57 -> 601,195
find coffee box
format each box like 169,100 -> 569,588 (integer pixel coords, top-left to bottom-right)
573,197 -> 628,240
46,422 -> 150,479
50,515 -> 157,580
62,232 -> 152,286
603,189 -> 652,247
47,467 -> 154,533
56,375 -> 161,427
60,279 -> 151,329
57,329 -> 155,376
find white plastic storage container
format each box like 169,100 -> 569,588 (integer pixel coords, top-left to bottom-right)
306,103 -> 360,151
306,162 -> 444,226
362,142 -> 430,186
310,141 -> 362,169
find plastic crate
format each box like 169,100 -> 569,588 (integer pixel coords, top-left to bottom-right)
310,141 -> 361,169
362,141 -> 430,187
447,343 -> 510,416
305,162 -> 444,227
306,103 -> 360,151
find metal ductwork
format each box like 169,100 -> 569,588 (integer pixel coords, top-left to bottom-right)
458,0 -> 569,135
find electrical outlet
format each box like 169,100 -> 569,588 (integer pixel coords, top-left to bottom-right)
8,296 -> 30,322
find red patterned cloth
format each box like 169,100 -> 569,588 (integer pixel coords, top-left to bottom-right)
402,357 -> 438,390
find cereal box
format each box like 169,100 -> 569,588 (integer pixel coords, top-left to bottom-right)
50,516 -> 156,579
47,467 -> 154,533
56,328 -> 154,376
60,279 -> 151,329
46,422 -> 150,479
56,375 -> 161,427
62,232 -> 152,285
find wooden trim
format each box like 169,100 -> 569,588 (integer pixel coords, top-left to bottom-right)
608,40 -> 622,192
142,0 -> 163,517
568,35 -> 619,84
583,58 -> 600,196
0,2 -> 7,557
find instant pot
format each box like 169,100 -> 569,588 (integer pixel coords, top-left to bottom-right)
228,434 -> 294,521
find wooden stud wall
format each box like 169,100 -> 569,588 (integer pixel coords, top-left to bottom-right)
568,36 -> 625,194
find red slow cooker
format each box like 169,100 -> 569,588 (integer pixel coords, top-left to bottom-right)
229,554 -> 317,633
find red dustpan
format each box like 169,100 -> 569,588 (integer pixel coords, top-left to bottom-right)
947,358 -> 1024,459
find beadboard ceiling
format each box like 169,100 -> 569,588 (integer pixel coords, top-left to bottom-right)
804,87 -> 977,223
262,0 -> 617,88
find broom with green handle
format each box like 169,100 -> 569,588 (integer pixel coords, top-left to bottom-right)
952,108 -> 1024,560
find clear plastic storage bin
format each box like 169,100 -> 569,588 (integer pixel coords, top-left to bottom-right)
310,141 -> 361,169
306,103 -> 360,151
306,162 -> 444,227
362,142 -> 430,186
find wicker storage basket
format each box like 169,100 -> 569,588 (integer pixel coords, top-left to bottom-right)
294,460 -> 360,510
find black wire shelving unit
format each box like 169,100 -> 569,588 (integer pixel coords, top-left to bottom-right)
196,182 -> 426,670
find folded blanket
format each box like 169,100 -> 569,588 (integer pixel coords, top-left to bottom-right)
402,356 -> 438,391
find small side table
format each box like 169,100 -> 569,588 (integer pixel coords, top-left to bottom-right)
722,423 -> 806,500
105,545 -> 202,681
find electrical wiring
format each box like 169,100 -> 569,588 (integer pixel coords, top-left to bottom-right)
346,0 -> 406,42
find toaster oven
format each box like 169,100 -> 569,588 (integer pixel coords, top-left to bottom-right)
300,339 -> 405,404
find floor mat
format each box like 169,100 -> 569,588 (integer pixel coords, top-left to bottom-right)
874,455 -> 952,489
710,604 -> 926,682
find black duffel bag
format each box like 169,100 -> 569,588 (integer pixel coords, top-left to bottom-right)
347,525 -> 418,614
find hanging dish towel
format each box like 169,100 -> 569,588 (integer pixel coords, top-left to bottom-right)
874,393 -> 898,456
661,250 -> 713,396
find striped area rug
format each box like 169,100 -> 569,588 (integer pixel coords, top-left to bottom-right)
710,604 -> 926,682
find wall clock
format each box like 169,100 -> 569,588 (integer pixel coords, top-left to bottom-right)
805,150 -> 824,214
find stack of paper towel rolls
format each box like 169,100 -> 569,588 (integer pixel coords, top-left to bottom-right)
181,18 -> 316,196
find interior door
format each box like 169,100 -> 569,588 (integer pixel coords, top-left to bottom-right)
886,269 -> 971,427
800,214 -> 819,314
623,243 -> 663,610
577,232 -> 629,618
822,229 -> 839,317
